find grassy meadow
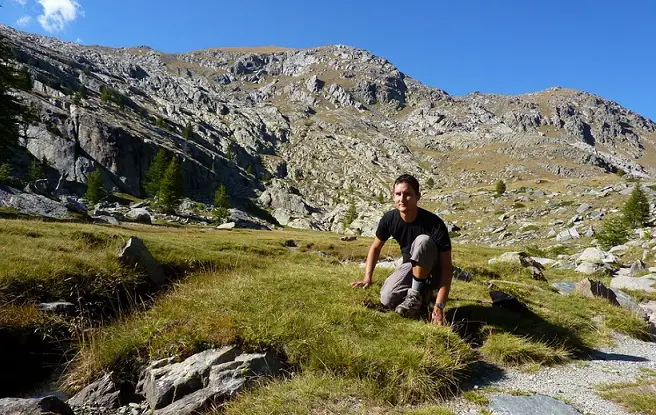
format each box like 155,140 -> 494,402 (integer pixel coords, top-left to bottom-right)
0,216 -> 652,412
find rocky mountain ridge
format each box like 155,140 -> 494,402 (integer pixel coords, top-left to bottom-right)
2,24 -> 656,232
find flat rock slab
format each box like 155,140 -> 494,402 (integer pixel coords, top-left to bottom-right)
490,395 -> 581,414
610,274 -> 656,293
0,396 -> 75,415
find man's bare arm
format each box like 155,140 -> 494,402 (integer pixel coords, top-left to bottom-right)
350,237 -> 386,288
431,249 -> 453,324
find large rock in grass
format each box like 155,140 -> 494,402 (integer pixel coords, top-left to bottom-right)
576,247 -> 616,265
68,372 -> 124,409
4,191 -> 69,219
138,346 -> 281,414
490,395 -> 581,414
0,396 -> 74,415
574,278 -> 619,306
117,237 -> 166,287
610,274 -> 656,293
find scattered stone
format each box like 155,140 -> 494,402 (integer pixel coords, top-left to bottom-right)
576,247 -> 606,264
556,228 -> 580,242
37,301 -> 75,315
92,215 -> 119,225
489,288 -> 529,312
610,274 -> 656,293
576,203 -> 591,214
452,265 -> 474,282
0,396 -> 75,415
528,266 -> 546,281
531,257 -> 556,267
217,222 -> 236,230
117,237 -> 166,287
547,228 -> 557,238
489,395 -> 581,415
551,281 -> 575,295
629,260 -> 647,277
340,236 -> 356,241
574,278 -> 619,306
574,262 -> 606,275
283,239 -> 299,247
488,252 -> 544,270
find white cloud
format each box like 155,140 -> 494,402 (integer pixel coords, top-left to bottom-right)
75,37 -> 83,44
37,0 -> 82,32
13,0 -> 29,5
16,16 -> 32,27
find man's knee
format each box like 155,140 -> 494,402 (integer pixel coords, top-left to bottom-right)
380,289 -> 404,309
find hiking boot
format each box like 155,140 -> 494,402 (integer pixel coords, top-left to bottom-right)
395,288 -> 423,319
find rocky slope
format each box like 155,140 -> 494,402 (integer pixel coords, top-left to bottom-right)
2,24 -> 655,232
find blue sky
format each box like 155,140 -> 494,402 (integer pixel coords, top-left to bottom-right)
1,0 -> 655,121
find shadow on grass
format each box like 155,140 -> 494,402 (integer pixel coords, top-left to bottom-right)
445,304 -> 588,354
587,351 -> 649,362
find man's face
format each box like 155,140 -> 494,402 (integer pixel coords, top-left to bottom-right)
393,182 -> 419,214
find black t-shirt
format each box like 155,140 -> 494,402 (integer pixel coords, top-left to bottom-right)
375,207 -> 452,263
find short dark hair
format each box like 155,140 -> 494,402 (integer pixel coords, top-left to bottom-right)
393,174 -> 420,196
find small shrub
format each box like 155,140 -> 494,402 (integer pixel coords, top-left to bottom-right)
512,202 -> 526,209
376,192 -> 385,203
495,180 -> 506,196
426,177 -> 435,188
597,216 -> 630,250
616,168 -> 626,177
155,116 -> 167,129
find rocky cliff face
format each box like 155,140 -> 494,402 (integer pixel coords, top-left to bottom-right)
2,24 -> 655,232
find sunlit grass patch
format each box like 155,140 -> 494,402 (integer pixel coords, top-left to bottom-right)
223,372 -> 454,414
68,254 -> 476,403
597,369 -> 656,414
480,332 -> 570,366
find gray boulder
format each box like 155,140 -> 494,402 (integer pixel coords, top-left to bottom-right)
24,179 -> 51,197
68,372 -> 123,409
629,260 -> 647,277
5,192 -> 69,219
610,274 -> 656,293
0,396 -> 74,415
574,278 -> 619,306
138,346 -> 280,414
117,237 -> 166,287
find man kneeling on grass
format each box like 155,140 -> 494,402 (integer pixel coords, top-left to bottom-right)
350,174 -> 452,325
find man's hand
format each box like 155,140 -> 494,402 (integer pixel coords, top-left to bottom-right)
350,278 -> 372,288
431,306 -> 445,325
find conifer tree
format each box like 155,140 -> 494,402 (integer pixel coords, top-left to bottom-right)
0,162 -> 10,183
157,158 -> 183,212
623,183 -> 650,227
144,149 -> 169,197
84,169 -> 105,204
213,184 -> 230,221
27,157 -> 46,181
344,198 -> 357,228
183,122 -> 193,140
0,37 -> 28,160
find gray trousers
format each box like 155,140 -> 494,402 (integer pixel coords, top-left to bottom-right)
380,234 -> 439,309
